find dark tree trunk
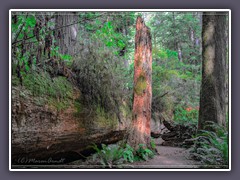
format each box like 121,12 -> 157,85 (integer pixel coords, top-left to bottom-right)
127,16 -> 152,149
54,12 -> 79,56
198,12 -> 227,130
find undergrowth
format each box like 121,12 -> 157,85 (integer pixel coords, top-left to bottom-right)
91,143 -> 155,168
13,71 -> 73,111
190,121 -> 229,168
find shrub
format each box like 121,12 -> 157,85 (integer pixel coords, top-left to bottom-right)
174,106 -> 199,124
122,144 -> 134,163
91,144 -> 124,168
135,144 -> 155,161
91,143 -> 155,168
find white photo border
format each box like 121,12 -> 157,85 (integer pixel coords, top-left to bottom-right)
9,9 -> 231,171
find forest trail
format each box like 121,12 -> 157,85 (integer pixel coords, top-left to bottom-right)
64,142 -> 201,169
130,145 -> 201,168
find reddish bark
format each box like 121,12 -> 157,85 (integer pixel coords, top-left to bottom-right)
128,16 -> 152,149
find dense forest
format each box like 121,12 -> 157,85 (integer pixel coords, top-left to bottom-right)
11,11 -> 229,169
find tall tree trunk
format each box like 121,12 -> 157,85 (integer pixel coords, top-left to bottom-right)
54,12 -> 79,56
198,12 -> 227,130
127,16 -> 152,149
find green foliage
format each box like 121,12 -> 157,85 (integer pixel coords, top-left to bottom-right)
135,144 -> 155,161
22,71 -> 73,100
122,144 -> 134,163
150,12 -> 201,64
92,21 -> 127,54
174,106 -> 199,124
12,13 -> 74,75
190,122 -> 229,167
150,139 -> 156,149
60,54 -> 72,61
91,143 -> 155,168
92,144 -> 125,168
26,16 -> 36,28
93,105 -> 118,129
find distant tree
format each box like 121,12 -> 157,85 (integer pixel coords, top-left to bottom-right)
198,12 -> 227,130
127,16 -> 152,149
54,12 -> 79,56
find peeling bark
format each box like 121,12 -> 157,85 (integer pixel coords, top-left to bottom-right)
127,16 -> 152,149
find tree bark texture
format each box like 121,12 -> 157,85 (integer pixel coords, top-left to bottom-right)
127,16 -> 152,149
12,130 -> 126,165
54,12 -> 79,56
198,12 -> 227,130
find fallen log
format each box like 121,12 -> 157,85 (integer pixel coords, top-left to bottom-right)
12,130 -> 126,165
161,120 -> 197,147
163,120 -> 177,131
151,131 -> 161,138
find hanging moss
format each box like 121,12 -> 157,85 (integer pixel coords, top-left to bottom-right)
134,74 -> 147,96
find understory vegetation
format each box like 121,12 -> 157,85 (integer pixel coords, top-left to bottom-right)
190,122 -> 228,168
91,142 -> 156,168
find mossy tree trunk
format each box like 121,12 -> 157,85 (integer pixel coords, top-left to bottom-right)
127,16 -> 152,149
198,12 -> 227,130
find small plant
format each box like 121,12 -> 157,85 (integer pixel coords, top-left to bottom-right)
122,144 -> 134,163
91,142 -> 156,168
92,144 -> 124,168
150,139 -> 156,149
135,144 -> 154,161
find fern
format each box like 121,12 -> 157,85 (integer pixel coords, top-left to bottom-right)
190,123 -> 228,167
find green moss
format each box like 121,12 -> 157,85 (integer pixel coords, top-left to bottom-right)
74,101 -> 83,116
134,74 -> 147,96
22,72 -> 73,100
120,105 -> 131,118
136,54 -> 142,67
12,76 -> 20,86
48,98 -> 70,111
94,105 -> 118,129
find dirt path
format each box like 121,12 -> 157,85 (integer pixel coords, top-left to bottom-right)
130,145 -> 201,169
65,138 -> 201,169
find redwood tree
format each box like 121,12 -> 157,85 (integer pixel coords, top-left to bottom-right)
198,12 -> 227,130
127,16 -> 152,149
54,12 -> 79,56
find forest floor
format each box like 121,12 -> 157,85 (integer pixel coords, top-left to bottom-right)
129,144 -> 201,169
64,138 -> 202,169
13,139 -> 201,169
